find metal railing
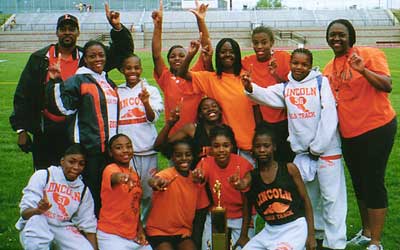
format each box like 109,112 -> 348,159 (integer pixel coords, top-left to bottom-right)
1,17 -> 397,32
260,18 -> 396,27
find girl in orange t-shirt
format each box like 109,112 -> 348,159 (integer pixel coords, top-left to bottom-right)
242,26 -> 294,163
97,134 -> 148,250
178,38 -> 256,163
192,125 -> 254,250
151,0 -> 211,135
324,19 -> 397,250
146,140 -> 209,250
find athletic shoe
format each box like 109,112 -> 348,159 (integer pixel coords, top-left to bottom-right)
366,244 -> 383,250
347,229 -> 371,246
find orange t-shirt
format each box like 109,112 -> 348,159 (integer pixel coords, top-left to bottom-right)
98,163 -> 142,240
323,47 -> 395,138
197,154 -> 253,219
191,71 -> 256,150
146,167 -> 208,237
242,52 -> 290,123
154,59 -> 204,135
47,45 -> 80,82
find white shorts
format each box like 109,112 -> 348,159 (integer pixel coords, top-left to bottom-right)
20,215 -> 93,250
97,229 -> 152,250
243,217 -> 307,250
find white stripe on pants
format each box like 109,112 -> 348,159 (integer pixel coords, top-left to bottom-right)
97,229 -> 152,250
20,215 -> 93,250
305,156 -> 347,249
243,217 -> 307,250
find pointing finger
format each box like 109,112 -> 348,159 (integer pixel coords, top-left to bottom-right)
105,2 -> 110,15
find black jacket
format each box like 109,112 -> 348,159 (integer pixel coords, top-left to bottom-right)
10,25 -> 133,134
46,69 -> 117,154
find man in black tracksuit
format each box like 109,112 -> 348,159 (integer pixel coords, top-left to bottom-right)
10,6 -> 134,170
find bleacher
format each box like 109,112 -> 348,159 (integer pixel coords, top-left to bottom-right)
0,9 -> 398,50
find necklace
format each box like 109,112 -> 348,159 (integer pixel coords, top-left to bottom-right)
331,48 -> 357,101
331,56 -> 350,101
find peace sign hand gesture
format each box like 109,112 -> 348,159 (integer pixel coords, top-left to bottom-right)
189,0 -> 209,21
241,64 -> 253,93
105,2 -> 122,30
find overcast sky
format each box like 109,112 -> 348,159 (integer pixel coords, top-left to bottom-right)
230,0 -> 400,9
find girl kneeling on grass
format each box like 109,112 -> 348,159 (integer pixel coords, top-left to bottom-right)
16,143 -> 97,250
146,140 -> 209,250
192,125 -> 254,250
97,134 -> 149,250
230,125 -> 316,250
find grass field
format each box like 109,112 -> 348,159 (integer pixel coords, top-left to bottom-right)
0,48 -> 399,250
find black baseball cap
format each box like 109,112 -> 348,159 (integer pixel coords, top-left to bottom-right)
57,14 -> 79,30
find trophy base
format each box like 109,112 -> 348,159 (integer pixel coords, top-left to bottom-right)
212,233 -> 228,250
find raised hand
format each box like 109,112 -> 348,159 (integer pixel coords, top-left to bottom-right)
268,56 -> 278,76
48,53 -> 62,80
348,52 -> 365,74
105,2 -> 122,30
201,37 -> 213,62
151,0 -> 163,25
166,106 -> 180,127
117,173 -> 131,184
241,64 -> 253,93
37,190 -> 52,213
189,0 -> 209,21
138,88 -> 150,105
188,40 -> 201,57
150,175 -> 169,191
192,168 -> 205,183
228,165 -> 243,189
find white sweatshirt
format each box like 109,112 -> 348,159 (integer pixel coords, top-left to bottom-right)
16,166 -> 97,233
246,69 -> 341,156
118,79 -> 164,155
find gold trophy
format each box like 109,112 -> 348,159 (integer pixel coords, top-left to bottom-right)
211,180 -> 229,250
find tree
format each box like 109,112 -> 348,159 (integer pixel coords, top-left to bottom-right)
256,0 -> 282,9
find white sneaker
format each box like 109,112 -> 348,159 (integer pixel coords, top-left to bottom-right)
347,229 -> 371,246
366,244 -> 383,250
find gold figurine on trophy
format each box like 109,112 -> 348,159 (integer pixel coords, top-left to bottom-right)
211,179 -> 229,250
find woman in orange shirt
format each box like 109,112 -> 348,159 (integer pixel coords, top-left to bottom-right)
242,26 -> 294,163
178,38 -> 256,163
324,19 -> 397,250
